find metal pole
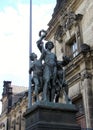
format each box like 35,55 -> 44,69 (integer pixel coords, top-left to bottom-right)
28,0 -> 32,108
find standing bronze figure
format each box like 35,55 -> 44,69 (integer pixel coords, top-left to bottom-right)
36,30 -> 57,102
29,52 -> 43,102
29,29 -> 71,104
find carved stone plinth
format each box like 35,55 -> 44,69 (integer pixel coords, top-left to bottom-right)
24,102 -> 81,130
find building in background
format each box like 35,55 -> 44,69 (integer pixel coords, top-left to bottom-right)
0,0 -> 93,129
0,81 -> 28,130
45,0 -> 93,129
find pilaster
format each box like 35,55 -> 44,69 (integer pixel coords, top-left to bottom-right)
80,54 -> 93,128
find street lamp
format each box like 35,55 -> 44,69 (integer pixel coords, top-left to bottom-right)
28,0 -> 32,108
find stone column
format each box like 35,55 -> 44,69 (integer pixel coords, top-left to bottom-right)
21,117 -> 25,130
15,123 -> 19,130
81,71 -> 93,128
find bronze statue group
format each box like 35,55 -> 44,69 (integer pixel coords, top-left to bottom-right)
29,30 -> 71,104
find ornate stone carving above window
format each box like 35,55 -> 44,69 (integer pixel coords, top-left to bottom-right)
64,11 -> 77,30
63,11 -> 83,31
54,25 -> 63,43
54,12 -> 83,43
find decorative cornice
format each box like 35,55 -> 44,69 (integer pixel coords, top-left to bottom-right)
67,73 -> 81,86
65,50 -> 93,86
52,0 -> 67,18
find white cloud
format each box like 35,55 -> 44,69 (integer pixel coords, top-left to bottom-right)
0,3 -> 30,113
0,1 -> 56,114
0,4 -> 30,102
32,3 -> 56,54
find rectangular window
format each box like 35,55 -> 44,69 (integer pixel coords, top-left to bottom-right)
71,39 -> 78,58
66,36 -> 78,58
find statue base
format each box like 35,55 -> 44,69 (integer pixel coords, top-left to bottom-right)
24,102 -> 81,130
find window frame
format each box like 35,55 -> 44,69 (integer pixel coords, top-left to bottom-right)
65,35 -> 79,58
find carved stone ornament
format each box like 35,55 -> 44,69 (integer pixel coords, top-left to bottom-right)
80,43 -> 90,53
54,11 -> 83,42
65,11 -> 77,30
63,12 -> 83,31
81,72 -> 92,81
54,25 -> 63,43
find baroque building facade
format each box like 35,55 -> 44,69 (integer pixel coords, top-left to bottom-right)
0,0 -> 93,130
0,81 -> 28,130
45,0 -> 93,129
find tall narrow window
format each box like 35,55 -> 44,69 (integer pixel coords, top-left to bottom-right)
66,36 -> 78,58
71,39 -> 78,58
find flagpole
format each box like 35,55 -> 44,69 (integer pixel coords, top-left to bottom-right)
28,0 -> 32,108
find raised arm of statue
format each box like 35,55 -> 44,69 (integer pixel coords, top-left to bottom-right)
36,30 -> 47,53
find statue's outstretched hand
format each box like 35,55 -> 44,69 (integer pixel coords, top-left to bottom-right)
39,29 -> 47,40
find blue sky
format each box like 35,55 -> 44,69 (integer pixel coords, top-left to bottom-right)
0,0 -> 56,113
32,0 -> 56,53
32,0 -> 56,5
0,0 -> 30,113
0,0 -> 30,11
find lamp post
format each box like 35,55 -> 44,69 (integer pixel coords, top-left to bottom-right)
28,0 -> 32,108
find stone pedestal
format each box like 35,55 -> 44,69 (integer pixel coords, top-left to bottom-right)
24,102 -> 81,130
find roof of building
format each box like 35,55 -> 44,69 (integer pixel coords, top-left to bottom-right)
11,85 -> 28,94
11,85 -> 28,106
